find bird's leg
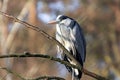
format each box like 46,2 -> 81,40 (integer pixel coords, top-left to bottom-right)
72,68 -> 75,80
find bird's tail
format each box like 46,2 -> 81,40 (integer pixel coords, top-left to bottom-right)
72,68 -> 82,80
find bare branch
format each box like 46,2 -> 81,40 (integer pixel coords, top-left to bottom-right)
0,67 -> 65,80
0,53 -> 110,80
0,53 -> 79,70
0,67 -> 26,80
0,73 -> 8,80
27,76 -> 65,80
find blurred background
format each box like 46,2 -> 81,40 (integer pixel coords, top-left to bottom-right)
0,0 -> 120,80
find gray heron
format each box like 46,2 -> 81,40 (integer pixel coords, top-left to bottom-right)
48,15 -> 86,80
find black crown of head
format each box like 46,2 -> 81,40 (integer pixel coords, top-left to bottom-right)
59,15 -> 73,21
59,15 -> 68,21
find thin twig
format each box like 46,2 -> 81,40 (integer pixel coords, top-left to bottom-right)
0,73 -> 8,80
0,67 -> 65,80
27,76 -> 65,80
0,11 -> 110,80
0,67 -> 26,80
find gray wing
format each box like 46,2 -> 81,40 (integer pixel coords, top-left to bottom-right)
69,22 -> 86,63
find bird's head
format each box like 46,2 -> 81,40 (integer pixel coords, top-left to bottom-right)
48,15 -> 72,26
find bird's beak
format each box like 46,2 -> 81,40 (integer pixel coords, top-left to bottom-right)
48,20 -> 59,24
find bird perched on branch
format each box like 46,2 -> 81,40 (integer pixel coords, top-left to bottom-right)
48,15 -> 86,80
